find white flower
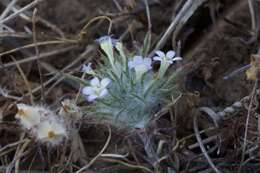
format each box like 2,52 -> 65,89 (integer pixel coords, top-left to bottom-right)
15,104 -> 41,129
82,63 -> 94,74
128,56 -> 152,79
82,77 -> 111,102
153,50 -> 182,64
36,120 -> 67,145
98,36 -> 115,68
97,36 -> 118,47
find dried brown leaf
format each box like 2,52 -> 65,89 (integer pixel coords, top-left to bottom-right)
246,54 -> 260,81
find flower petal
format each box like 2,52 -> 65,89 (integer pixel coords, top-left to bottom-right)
153,56 -> 162,61
99,88 -> 108,97
172,57 -> 182,61
167,60 -> 173,64
82,87 -> 94,95
36,121 -> 50,139
101,78 -> 111,87
155,50 -> 165,57
90,77 -> 100,86
133,56 -> 143,64
87,95 -> 98,102
166,50 -> 175,58
143,58 -> 152,69
82,63 -> 92,72
128,61 -> 134,69
96,36 -> 118,46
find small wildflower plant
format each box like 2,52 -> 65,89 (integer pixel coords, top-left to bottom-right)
78,36 -> 182,129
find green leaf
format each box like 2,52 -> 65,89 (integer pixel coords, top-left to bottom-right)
63,73 -> 89,86
130,93 -> 146,105
141,31 -> 151,57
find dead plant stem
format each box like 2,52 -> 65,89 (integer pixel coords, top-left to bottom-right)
239,79 -> 258,172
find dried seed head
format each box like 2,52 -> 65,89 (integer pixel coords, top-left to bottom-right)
36,120 -> 67,145
15,104 -> 41,129
16,104 -> 68,145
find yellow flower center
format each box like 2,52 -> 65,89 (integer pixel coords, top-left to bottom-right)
17,109 -> 27,117
48,131 -> 56,139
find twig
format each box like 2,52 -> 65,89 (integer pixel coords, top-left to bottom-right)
0,31 -> 30,38
0,0 -> 44,24
11,57 -> 34,104
112,0 -> 123,11
150,0 -> 207,57
0,0 -> 17,21
0,45 -> 76,69
5,3 -> 65,38
239,79 -> 258,172
15,139 -> 31,173
0,87 -> 22,100
171,0 -> 208,49
144,0 -> 152,30
193,112 -> 221,173
79,16 -> 113,41
0,139 -> 28,154
223,64 -> 251,80
101,158 -> 153,173
248,0 -> 257,31
0,40 -> 74,58
32,45 -> 94,96
32,8 -> 45,102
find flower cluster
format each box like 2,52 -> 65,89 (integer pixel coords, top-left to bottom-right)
16,104 -> 67,145
78,36 -> 183,129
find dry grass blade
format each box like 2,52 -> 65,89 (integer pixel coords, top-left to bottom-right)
101,158 -> 153,173
150,0 -> 208,57
239,79 -> 258,172
32,8 -> 45,102
0,139 -> 28,154
193,112 -> 221,173
28,45 -> 94,96
10,57 -> 34,104
14,139 -> 31,173
0,31 -> 30,38
0,40 -> 75,58
0,0 -> 17,21
1,45 -> 76,69
247,0 -> 260,34
0,0 -> 44,24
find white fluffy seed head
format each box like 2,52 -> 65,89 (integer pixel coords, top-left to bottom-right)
16,104 -> 67,145
35,119 -> 67,145
15,104 -> 42,129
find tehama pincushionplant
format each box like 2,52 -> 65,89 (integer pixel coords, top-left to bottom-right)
79,36 -> 183,129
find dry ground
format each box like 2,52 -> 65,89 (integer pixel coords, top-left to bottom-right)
1,0 -> 260,172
